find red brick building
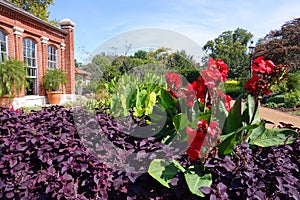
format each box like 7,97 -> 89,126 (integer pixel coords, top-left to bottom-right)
0,0 -> 75,107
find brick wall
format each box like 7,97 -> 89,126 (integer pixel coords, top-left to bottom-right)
0,1 -> 75,97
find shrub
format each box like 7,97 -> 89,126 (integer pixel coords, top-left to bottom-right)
225,79 -> 240,85
224,80 -> 246,99
269,80 -> 287,95
266,94 -> 285,104
202,138 -> 300,199
177,67 -> 200,83
285,89 -> 300,108
286,72 -> 300,91
265,101 -> 282,109
20,105 -> 43,113
81,81 -> 97,95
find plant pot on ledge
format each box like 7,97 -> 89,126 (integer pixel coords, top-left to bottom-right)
0,95 -> 14,107
43,68 -> 68,105
0,59 -> 27,107
46,91 -> 62,105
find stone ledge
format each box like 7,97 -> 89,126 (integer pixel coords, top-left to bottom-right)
12,94 -> 76,109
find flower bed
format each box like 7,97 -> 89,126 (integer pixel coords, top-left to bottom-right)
0,57 -> 299,199
0,106 -> 299,199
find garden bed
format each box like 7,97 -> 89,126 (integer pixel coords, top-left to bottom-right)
0,106 -> 299,199
1,56 -> 299,199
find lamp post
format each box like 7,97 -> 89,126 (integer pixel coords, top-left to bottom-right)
248,40 -> 256,78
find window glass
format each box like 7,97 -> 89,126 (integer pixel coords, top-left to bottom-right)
0,30 -> 8,62
23,38 -> 38,95
48,45 -> 57,70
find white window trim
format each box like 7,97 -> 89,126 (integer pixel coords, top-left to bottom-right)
0,30 -> 8,62
48,45 -> 58,70
23,38 -> 38,95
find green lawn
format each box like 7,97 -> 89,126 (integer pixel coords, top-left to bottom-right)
288,109 -> 300,116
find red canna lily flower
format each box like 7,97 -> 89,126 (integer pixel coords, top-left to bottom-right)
165,72 -> 181,90
186,120 -> 208,160
197,120 -> 208,129
245,73 -> 271,97
8,106 -> 20,113
202,68 -> 222,88
186,126 -> 197,145
208,121 -> 219,136
191,76 -> 207,102
181,83 -> 197,107
225,95 -> 232,111
252,56 -> 275,74
165,71 -> 182,98
186,147 -> 201,161
207,58 -> 229,82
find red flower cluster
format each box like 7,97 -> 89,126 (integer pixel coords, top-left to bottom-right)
180,77 -> 208,107
8,106 -> 20,113
202,58 -> 228,88
186,120 -> 219,160
245,56 -> 288,98
245,74 -> 270,97
192,76 -> 207,103
181,83 -> 196,107
165,72 -> 181,93
217,89 -> 232,111
251,56 -> 275,74
163,58 -> 232,160
164,58 -> 231,109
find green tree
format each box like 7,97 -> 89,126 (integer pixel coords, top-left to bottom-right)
79,54 -> 113,82
133,50 -> 147,60
8,0 -> 54,21
166,50 -> 200,82
255,18 -> 300,71
202,28 -> 253,79
147,47 -> 170,63
167,50 -> 195,68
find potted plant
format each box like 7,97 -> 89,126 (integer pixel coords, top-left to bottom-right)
0,58 -> 27,107
43,68 -> 68,104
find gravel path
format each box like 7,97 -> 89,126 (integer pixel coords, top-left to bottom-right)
259,106 -> 300,128
230,101 -> 300,128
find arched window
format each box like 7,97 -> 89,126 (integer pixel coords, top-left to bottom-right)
23,38 -> 37,95
48,45 -> 57,69
0,29 -> 8,62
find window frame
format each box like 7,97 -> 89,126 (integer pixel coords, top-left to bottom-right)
0,29 -> 8,62
23,38 -> 38,95
47,45 -> 58,70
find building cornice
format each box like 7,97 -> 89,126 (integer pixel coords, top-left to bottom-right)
0,0 -> 69,38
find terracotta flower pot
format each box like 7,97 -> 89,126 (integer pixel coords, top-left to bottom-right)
47,91 -> 62,104
0,96 -> 14,107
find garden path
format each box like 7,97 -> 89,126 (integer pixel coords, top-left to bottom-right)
259,106 -> 300,128
230,101 -> 300,128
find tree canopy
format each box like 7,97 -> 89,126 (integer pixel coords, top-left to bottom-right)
202,28 -> 253,79
255,18 -> 300,71
76,48 -> 202,95
8,0 -> 54,21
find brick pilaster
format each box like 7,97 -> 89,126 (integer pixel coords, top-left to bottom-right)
58,19 -> 75,94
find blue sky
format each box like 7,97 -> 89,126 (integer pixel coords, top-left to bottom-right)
49,0 -> 300,62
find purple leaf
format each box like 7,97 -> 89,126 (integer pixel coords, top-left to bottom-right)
200,186 -> 212,194
9,159 -> 18,168
16,142 -> 27,151
6,192 -> 14,199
